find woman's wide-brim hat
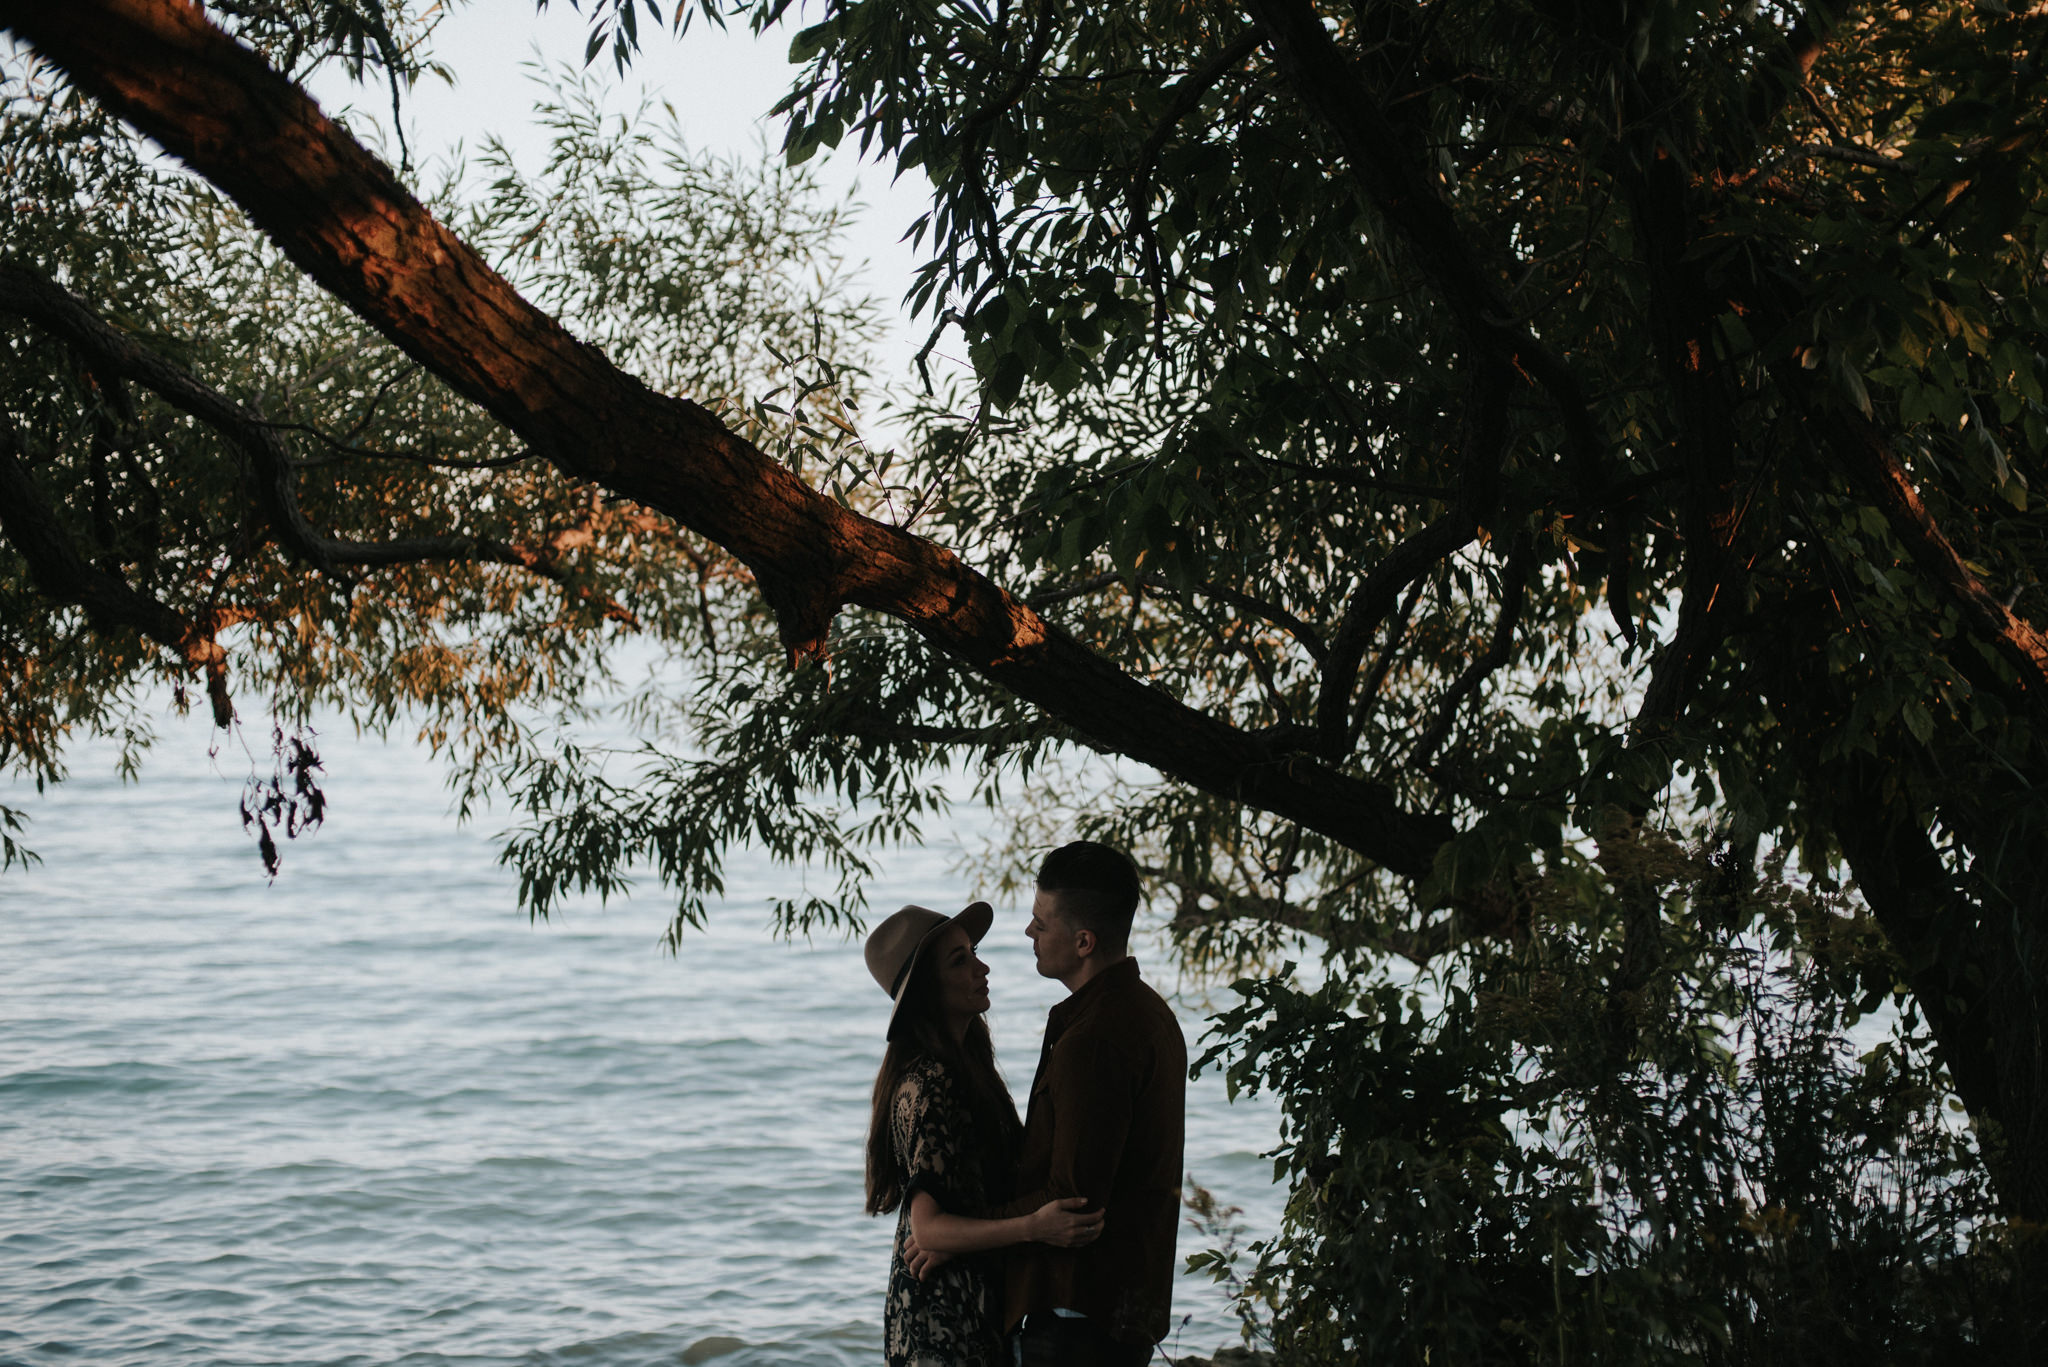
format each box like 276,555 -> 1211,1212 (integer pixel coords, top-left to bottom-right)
864,901 -> 993,1041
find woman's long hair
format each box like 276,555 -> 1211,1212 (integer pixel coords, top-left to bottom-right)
864,944 -> 1022,1215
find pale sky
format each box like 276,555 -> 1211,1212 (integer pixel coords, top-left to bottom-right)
305,0 -> 949,390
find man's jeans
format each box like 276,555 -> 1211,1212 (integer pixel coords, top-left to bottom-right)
1016,1312 -> 1154,1367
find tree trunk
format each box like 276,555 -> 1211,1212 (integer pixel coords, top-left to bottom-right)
1832,778 -> 2048,1225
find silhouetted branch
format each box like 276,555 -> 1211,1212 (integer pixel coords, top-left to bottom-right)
1151,864 -> 1458,967
0,264 -> 638,624
5,0 -> 1462,881
0,412 -> 234,724
1411,535 -> 1534,768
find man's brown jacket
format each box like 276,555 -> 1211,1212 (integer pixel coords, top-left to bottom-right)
999,957 -> 1187,1346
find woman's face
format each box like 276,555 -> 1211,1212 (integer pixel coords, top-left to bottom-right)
928,923 -> 991,1022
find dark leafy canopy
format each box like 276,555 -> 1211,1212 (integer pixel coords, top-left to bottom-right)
759,0 -> 2048,1249
715,0 -> 2048,1346
3,0 -> 2047,1356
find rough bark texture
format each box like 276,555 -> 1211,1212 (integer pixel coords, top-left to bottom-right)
1830,768 -> 2048,1233
0,0 -> 1455,879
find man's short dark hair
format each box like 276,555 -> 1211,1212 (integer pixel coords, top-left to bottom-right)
1035,841 -> 1143,954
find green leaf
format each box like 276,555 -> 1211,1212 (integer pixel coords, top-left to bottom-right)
789,21 -> 833,63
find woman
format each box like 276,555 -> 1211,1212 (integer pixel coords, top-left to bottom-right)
864,901 -> 1103,1367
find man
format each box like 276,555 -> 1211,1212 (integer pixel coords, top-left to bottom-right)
1002,840 -> 1188,1366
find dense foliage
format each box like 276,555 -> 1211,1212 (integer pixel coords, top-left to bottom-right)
5,0 -> 2047,1356
1203,830 -> 2030,1361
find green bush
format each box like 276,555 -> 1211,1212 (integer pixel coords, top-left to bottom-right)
1198,829 -> 2037,1364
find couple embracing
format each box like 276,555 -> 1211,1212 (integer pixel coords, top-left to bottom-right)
863,841 -> 1187,1367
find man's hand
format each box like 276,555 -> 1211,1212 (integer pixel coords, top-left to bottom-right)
901,1228 -> 954,1281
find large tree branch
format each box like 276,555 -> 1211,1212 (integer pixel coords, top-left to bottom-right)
1316,360 -> 1513,757
1670,109 -> 2048,712
324,531 -> 640,626
0,262 -> 341,575
3,0 -> 1459,880
1827,759 -> 2044,1221
1315,513 -> 1471,757
1409,534 -> 1534,769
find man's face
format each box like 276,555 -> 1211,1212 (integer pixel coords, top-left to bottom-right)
1026,888 -> 1085,982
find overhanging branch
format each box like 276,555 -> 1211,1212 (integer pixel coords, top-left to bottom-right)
1316,360 -> 1513,757
1410,534 -> 1535,769
2,0 -> 1462,881
0,262 -> 340,576
1151,865 -> 1460,967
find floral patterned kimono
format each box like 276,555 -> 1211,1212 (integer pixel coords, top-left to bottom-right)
884,1056 -> 1009,1367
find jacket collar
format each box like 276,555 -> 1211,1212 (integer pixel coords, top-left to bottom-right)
1049,955 -> 1140,1025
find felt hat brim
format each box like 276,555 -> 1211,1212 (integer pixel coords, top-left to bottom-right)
863,900 -> 994,1041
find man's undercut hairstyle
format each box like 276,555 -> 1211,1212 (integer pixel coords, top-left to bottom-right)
1035,841 -> 1143,956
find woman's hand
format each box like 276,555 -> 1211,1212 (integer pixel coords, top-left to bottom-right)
902,1228 -> 953,1281
1026,1196 -> 1104,1247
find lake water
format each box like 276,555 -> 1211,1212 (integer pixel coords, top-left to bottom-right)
0,713 -> 1283,1366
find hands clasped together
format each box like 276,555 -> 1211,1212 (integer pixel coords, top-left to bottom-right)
901,1196 -> 1103,1282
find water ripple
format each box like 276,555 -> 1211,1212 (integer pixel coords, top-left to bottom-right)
2,715 -> 1281,1366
